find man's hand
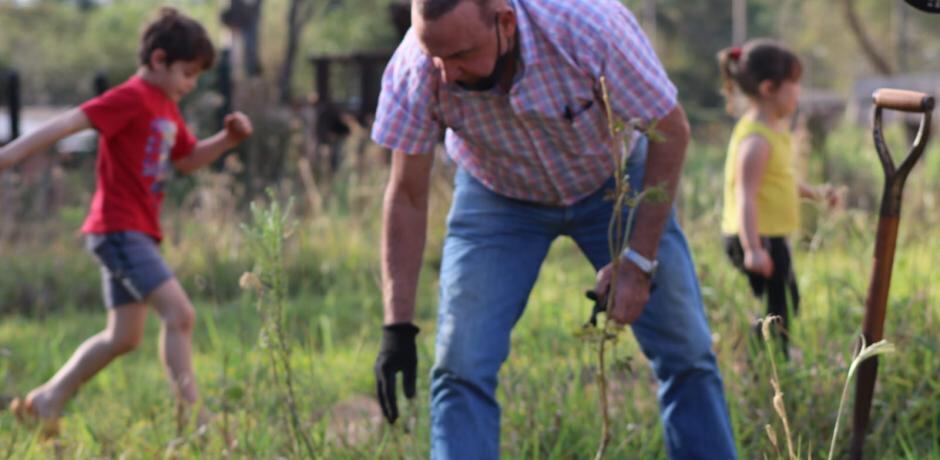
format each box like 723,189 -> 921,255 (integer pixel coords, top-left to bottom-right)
593,260 -> 653,325
223,112 -> 253,143
374,323 -> 419,424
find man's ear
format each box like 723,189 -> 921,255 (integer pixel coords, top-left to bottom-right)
148,49 -> 168,70
497,8 -> 516,45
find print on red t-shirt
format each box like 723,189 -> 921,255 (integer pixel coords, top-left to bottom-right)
79,76 -> 196,242
143,118 -> 178,193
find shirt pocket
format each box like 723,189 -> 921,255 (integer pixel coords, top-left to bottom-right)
530,97 -> 609,156
440,92 -> 525,153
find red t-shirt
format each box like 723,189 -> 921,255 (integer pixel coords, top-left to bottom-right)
80,75 -> 196,242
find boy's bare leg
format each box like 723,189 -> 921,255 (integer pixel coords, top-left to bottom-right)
147,278 -> 235,447
13,304 -> 148,428
147,279 -> 201,416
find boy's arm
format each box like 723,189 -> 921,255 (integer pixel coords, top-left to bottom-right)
0,108 -> 91,171
173,112 -> 252,175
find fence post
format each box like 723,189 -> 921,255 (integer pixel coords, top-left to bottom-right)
217,47 -> 233,131
6,71 -> 21,141
93,71 -> 109,96
358,55 -> 379,122
313,57 -> 330,104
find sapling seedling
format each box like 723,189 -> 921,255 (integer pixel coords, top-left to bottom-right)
574,77 -> 667,460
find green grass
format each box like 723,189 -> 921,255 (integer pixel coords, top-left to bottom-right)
2,128 -> 940,458
3,211 -> 939,458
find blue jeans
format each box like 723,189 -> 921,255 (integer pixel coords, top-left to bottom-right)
430,137 -> 737,459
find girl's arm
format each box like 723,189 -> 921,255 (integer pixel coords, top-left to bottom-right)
736,134 -> 774,277
173,112 -> 252,175
0,108 -> 91,171
799,182 -> 821,200
800,181 -> 841,208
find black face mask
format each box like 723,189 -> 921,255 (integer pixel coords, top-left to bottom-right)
458,14 -> 513,92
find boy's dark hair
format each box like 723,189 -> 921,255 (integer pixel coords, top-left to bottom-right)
139,7 -> 215,70
717,39 -> 802,113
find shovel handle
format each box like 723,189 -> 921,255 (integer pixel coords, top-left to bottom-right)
871,89 -> 934,212
873,89 -> 935,113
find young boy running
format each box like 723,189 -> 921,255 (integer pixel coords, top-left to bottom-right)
0,7 -> 252,437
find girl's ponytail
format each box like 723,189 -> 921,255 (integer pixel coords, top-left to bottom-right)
716,39 -> 802,114
718,46 -> 743,114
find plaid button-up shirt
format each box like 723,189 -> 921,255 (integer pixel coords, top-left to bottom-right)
371,0 -> 677,205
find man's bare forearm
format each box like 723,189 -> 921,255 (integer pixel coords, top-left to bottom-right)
381,191 -> 428,324
627,105 -> 690,259
381,151 -> 433,324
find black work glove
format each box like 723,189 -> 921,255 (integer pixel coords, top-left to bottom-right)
585,290 -> 607,327
374,322 -> 419,424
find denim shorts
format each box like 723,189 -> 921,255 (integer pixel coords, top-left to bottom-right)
85,231 -> 173,308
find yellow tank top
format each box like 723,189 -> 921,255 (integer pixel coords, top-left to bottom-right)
720,117 -> 799,236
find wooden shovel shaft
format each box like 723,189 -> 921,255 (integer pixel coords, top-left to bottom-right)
861,217 -> 900,342
850,88 -> 932,460
849,216 -> 899,459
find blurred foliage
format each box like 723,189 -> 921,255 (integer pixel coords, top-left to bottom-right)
0,0 -> 398,105
0,1 -> 219,104
621,0 -> 940,127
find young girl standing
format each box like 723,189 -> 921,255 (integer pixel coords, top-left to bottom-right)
718,39 -> 838,358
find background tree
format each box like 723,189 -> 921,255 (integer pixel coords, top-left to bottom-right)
841,0 -> 895,75
277,0 -> 345,104
222,0 -> 264,77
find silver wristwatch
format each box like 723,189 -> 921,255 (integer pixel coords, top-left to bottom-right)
623,247 -> 658,278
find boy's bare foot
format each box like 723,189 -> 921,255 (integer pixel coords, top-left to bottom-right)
9,391 -> 61,438
189,414 -> 236,452
173,404 -> 237,451
201,411 -> 238,451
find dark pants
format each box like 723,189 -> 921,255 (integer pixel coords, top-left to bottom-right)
723,235 -> 800,358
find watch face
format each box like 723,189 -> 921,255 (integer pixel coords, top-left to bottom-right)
904,0 -> 940,12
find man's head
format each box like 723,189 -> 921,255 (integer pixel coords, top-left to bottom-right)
138,7 -> 215,101
412,0 -> 517,89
